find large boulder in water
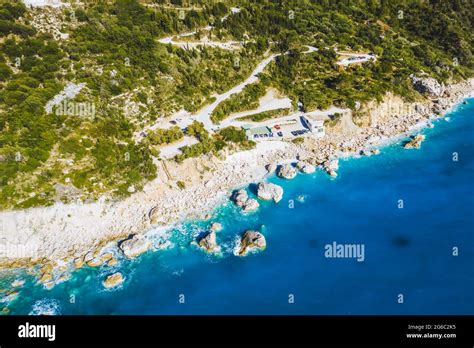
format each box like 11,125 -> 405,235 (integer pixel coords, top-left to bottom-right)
243,198 -> 259,212
232,189 -> 249,207
238,230 -> 266,256
403,134 -> 425,149
277,164 -> 297,179
102,272 -> 123,289
257,182 -> 283,203
232,189 -> 259,213
119,235 -> 151,259
323,159 -> 339,177
198,231 -> 219,253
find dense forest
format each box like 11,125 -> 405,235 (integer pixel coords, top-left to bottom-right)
0,0 -> 472,209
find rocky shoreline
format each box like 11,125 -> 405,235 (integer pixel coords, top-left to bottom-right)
0,78 -> 473,289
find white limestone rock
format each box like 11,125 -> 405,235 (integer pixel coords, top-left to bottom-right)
257,182 -> 283,203
119,235 -> 151,259
296,161 -> 315,174
242,198 -> 259,212
233,189 -> 249,207
410,75 -> 444,97
277,164 -> 297,179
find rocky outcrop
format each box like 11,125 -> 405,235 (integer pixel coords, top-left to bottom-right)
11,279 -> 25,288
323,159 -> 339,177
198,231 -> 219,253
233,189 -> 249,207
257,182 -> 283,203
403,134 -> 425,149
266,163 -> 277,174
73,257 -> 85,269
102,272 -> 123,289
107,258 -> 118,267
277,164 -> 297,179
38,263 -> 54,284
232,189 -> 259,212
410,75 -> 444,98
296,161 -> 315,174
1,291 -> 19,303
100,252 -> 114,262
238,230 -> 266,256
119,235 -> 151,259
209,222 -> 222,233
86,257 -> 103,267
242,198 -> 259,212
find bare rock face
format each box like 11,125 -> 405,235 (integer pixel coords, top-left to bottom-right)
243,198 -> 259,212
403,134 -> 425,149
102,272 -> 123,289
277,164 -> 297,179
198,231 -> 219,253
119,235 -> 151,259
238,230 -> 266,256
296,161 -> 315,174
410,75 -> 444,98
257,182 -> 283,203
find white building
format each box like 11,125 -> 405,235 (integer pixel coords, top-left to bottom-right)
302,116 -> 325,136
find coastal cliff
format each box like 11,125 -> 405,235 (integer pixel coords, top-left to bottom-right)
0,78 -> 473,283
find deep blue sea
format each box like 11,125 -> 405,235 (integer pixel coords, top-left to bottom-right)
2,99 -> 473,315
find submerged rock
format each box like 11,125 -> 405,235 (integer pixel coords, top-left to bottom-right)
277,163 -> 297,179
257,182 -> 283,203
1,291 -> 19,303
296,161 -> 315,174
119,235 -> 151,259
403,134 -> 425,149
11,279 -> 25,288
198,231 -> 219,253
238,230 -> 267,256
102,272 -> 123,289
209,222 -> 223,233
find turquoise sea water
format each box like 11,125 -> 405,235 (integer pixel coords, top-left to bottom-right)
2,99 -> 473,315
